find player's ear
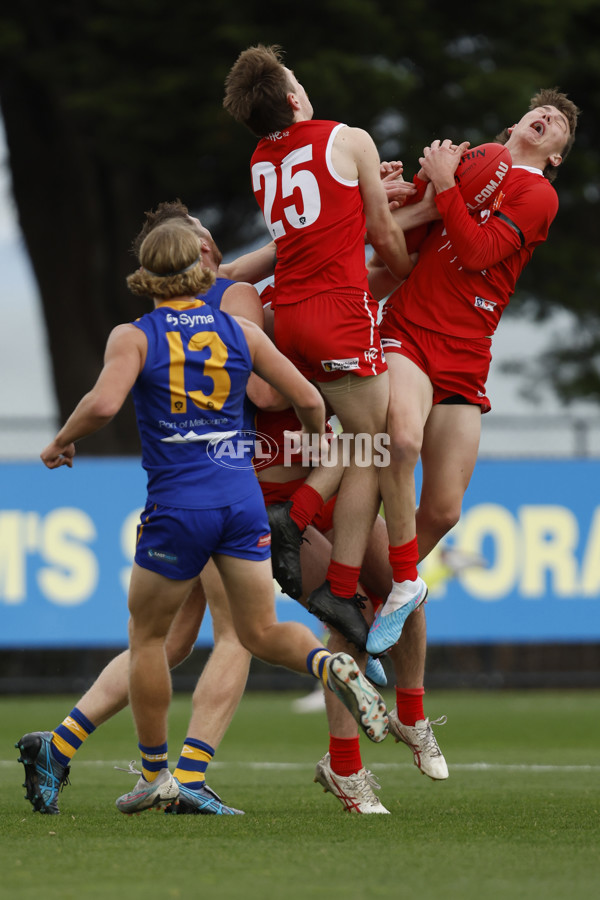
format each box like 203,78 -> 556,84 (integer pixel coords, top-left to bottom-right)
287,91 -> 300,111
549,152 -> 562,168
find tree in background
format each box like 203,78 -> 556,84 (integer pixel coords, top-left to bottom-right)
0,0 -> 598,451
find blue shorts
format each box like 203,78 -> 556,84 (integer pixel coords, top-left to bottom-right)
135,489 -> 271,580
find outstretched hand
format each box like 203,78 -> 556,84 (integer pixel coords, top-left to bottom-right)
380,160 -> 417,210
418,139 -> 470,191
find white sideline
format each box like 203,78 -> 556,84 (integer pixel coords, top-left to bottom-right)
3,759 -> 600,772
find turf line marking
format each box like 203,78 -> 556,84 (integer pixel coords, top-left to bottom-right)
3,760 -> 600,772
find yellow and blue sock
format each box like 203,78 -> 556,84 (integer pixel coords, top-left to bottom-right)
307,647 -> 332,689
173,738 -> 214,789
139,742 -> 169,783
51,707 -> 96,767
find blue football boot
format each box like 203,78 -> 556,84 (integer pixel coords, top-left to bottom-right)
366,577 -> 428,656
16,731 -> 70,815
365,655 -> 387,687
166,780 -> 245,815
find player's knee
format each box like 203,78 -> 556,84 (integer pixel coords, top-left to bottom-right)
234,624 -> 264,658
128,614 -> 170,648
419,503 -> 461,543
387,428 -> 422,468
166,638 -> 196,669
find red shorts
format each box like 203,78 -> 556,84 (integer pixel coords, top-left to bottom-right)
380,311 -> 492,413
259,478 -> 336,534
274,290 -> 387,382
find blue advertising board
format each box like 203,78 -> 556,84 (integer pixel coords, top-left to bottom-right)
1,458 -> 599,646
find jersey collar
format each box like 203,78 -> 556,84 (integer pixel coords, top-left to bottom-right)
155,298 -> 206,310
512,164 -> 544,175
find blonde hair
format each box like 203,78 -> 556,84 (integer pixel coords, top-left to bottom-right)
127,219 -> 215,300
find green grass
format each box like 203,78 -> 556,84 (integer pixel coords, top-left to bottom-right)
1,690 -> 600,900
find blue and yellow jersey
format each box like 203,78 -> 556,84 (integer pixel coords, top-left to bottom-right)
199,276 -> 258,435
199,276 -> 235,310
200,276 -> 259,435
131,298 -> 258,509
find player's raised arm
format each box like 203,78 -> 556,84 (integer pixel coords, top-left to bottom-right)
40,324 -> 146,468
220,240 -> 277,284
337,126 -> 413,283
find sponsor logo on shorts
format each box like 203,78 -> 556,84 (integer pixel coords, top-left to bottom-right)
257,533 -> 271,548
380,339 -> 402,351
474,296 -> 497,312
321,357 -> 360,372
148,548 -> 178,564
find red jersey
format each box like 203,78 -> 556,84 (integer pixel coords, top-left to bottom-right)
255,406 -> 305,468
386,166 -> 558,338
251,120 -> 369,306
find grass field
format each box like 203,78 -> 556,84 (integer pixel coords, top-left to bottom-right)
1,688 -> 599,900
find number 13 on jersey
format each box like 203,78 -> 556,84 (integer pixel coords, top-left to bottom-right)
166,330 -> 231,413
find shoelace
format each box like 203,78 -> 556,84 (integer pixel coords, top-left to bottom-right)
58,766 -> 71,792
276,512 -> 309,550
350,593 -> 367,610
347,768 -> 382,801
44,754 -> 71,792
291,532 -> 310,551
362,769 -> 382,792
420,716 -> 448,755
114,760 -> 142,776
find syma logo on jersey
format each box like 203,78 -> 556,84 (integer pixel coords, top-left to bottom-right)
207,429 -> 280,470
165,311 -> 215,327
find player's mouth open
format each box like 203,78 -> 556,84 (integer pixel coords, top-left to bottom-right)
531,121 -> 545,136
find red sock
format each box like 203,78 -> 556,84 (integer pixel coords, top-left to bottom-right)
327,561 -> 361,598
329,735 -> 362,776
395,686 -> 425,726
388,537 -> 419,583
289,484 -> 324,532
361,584 -> 384,613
